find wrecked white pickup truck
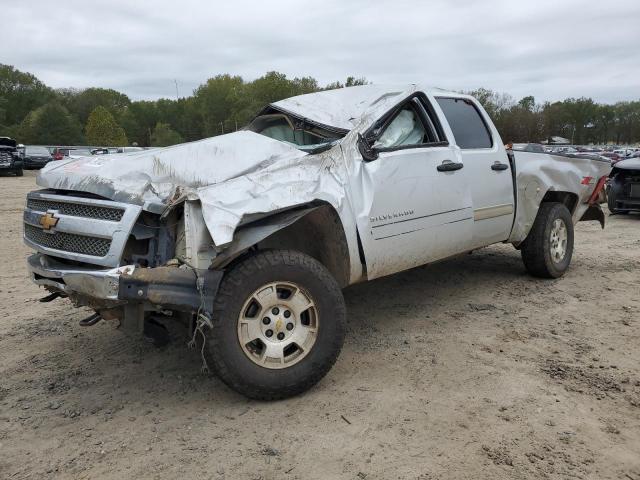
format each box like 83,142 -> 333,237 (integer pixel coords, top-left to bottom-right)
24,85 -> 611,399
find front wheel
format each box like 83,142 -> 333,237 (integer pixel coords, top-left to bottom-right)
521,202 -> 574,278
15,168 -> 23,177
206,250 -> 346,400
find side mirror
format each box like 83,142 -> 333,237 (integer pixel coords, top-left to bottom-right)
357,133 -> 379,162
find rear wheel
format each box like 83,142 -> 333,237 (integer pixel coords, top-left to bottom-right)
206,250 -> 346,400
521,203 -> 574,278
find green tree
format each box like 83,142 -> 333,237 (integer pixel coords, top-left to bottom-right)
85,106 -> 128,146
62,87 -> 131,125
324,76 -> 369,90
192,74 -> 246,136
18,101 -> 84,145
561,97 -> 597,144
0,64 -> 55,127
150,122 -> 183,147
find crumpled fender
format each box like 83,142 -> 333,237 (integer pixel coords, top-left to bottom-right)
191,142 -> 365,285
194,147 -> 348,247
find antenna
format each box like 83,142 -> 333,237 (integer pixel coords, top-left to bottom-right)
174,80 -> 179,100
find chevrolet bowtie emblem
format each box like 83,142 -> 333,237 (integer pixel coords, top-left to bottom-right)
39,212 -> 59,230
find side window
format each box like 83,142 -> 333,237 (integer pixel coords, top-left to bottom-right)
375,106 -> 427,149
436,98 -> 493,149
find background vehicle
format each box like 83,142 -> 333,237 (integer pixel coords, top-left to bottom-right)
613,148 -> 634,158
512,143 -> 545,153
23,145 -> 53,169
116,146 -> 145,153
67,148 -> 93,158
91,148 -> 111,155
52,147 -> 93,160
0,137 -> 24,176
607,158 -> 640,213
23,85 -> 610,400
601,151 -> 622,164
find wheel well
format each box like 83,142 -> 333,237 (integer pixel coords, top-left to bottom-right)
540,190 -> 579,214
254,204 -> 351,288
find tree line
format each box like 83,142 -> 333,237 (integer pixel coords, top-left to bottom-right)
467,88 -> 640,145
1,64 -> 639,147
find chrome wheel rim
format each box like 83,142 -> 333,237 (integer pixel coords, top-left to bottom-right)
237,281 -> 318,369
550,219 -> 568,263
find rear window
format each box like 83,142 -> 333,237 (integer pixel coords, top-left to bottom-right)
436,98 -> 493,149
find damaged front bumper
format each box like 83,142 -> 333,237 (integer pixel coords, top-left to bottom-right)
28,253 -> 129,301
27,253 -> 223,313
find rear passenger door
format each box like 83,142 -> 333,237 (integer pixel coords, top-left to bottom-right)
435,97 -> 515,248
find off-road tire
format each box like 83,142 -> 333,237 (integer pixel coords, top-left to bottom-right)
206,250 -> 346,400
521,202 -> 574,278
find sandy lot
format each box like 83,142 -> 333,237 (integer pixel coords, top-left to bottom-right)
1,171 -> 639,479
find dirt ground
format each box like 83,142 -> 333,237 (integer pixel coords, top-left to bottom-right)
0,170 -> 639,480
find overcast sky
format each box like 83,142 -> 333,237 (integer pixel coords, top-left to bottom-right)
3,0 -> 639,104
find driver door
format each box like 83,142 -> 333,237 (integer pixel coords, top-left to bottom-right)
351,95 -> 474,279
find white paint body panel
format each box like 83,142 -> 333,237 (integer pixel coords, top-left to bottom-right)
34,85 -> 611,285
348,144 -> 473,279
429,96 -> 516,248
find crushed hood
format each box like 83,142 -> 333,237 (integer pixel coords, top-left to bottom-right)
36,131 -> 308,211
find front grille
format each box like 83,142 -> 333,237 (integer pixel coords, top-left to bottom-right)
24,224 -> 111,257
0,151 -> 13,162
26,199 -> 124,222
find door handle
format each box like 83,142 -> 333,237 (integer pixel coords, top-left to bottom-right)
437,160 -> 464,172
491,162 -> 509,171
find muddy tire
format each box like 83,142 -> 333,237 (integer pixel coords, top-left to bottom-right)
521,202 -> 574,278
206,250 -> 346,400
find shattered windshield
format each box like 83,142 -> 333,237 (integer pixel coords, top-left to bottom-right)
248,112 -> 345,153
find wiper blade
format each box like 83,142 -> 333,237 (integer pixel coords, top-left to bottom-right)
302,140 -> 339,154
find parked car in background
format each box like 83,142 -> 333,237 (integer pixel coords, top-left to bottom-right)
68,149 -> 93,158
52,147 -> 94,159
52,147 -> 72,160
512,143 -> 545,153
613,149 -> 634,158
91,148 -> 111,155
552,146 -> 578,154
607,158 -> 640,213
600,152 -> 622,164
23,146 -> 53,169
116,146 -> 145,153
0,137 -> 23,176
52,147 -> 93,160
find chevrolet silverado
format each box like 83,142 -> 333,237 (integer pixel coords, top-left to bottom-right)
23,85 -> 611,399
